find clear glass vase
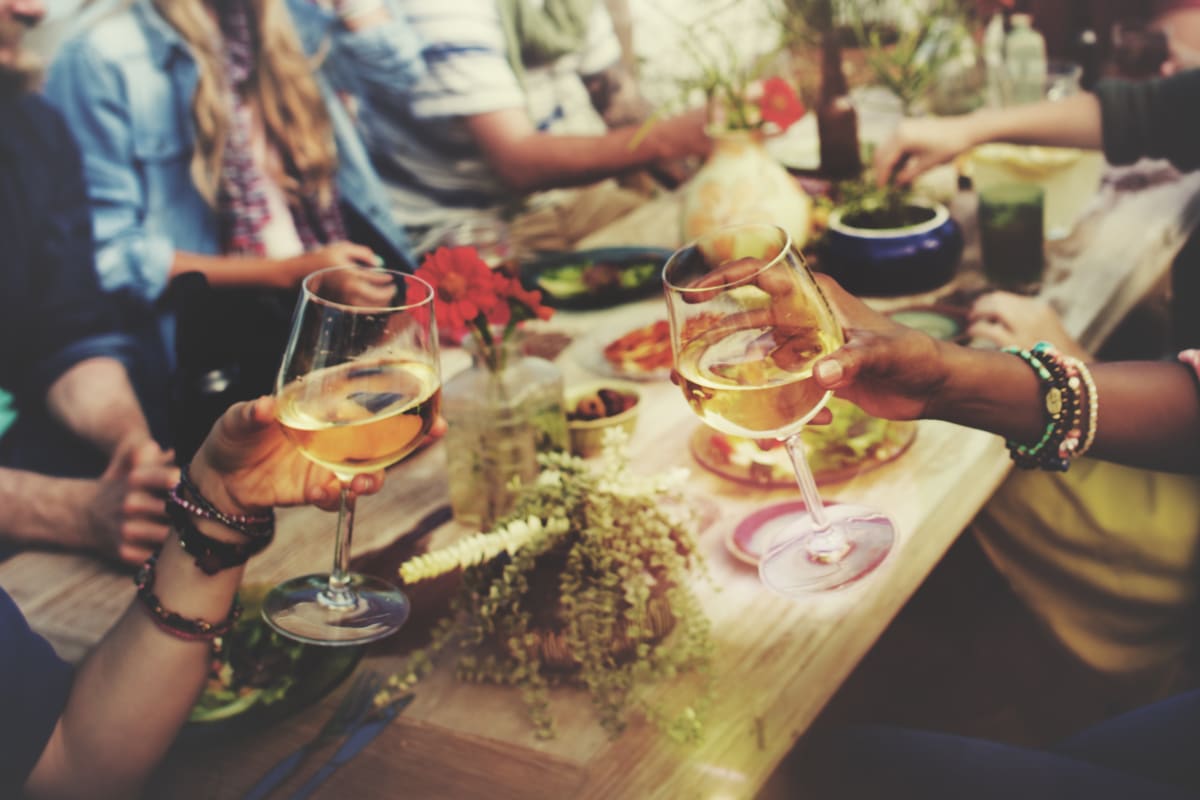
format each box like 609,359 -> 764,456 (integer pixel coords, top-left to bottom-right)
443,338 -> 568,529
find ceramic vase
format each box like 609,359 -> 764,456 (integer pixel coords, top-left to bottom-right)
681,131 -> 812,248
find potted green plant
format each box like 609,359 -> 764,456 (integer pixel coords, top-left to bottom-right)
378,433 -> 714,741
821,178 -> 964,296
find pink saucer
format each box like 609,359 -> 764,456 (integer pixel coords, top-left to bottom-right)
726,500 -> 832,566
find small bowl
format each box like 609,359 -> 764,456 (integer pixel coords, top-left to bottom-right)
565,381 -> 641,458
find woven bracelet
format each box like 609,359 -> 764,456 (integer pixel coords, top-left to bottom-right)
135,554 -> 242,641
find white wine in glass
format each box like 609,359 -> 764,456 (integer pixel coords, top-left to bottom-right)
664,224 -> 894,594
264,266 -> 441,645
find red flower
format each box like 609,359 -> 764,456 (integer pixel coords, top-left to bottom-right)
757,76 -> 806,132
415,247 -> 500,340
497,275 -> 553,322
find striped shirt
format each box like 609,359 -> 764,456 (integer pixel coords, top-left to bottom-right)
362,0 -> 622,230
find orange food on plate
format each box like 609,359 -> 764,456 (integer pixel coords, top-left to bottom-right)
602,316 -> 722,375
603,320 -> 673,373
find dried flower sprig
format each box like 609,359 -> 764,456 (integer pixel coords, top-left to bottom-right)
385,429 -> 714,741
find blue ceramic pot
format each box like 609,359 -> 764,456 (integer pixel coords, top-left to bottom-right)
822,199 -> 963,296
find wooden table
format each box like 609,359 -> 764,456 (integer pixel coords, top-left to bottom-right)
6,159 -> 1200,800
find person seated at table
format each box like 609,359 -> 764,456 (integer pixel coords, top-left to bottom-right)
874,66 -> 1200,684
0,0 -> 176,567
356,0 -> 712,253
41,0 -> 424,456
790,274 -> 1200,799
0,396 -> 385,799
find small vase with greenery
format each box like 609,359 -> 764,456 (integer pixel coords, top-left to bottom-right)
377,431 -> 715,741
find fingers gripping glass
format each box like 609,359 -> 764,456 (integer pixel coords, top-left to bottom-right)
663,224 -> 894,594
265,267 -> 441,645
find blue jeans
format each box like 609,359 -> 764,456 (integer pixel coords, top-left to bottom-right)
812,689 -> 1200,799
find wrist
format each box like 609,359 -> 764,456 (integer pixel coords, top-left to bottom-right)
962,110 -> 993,151
924,339 -> 970,421
186,459 -> 259,519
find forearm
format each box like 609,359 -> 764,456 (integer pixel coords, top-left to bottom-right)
482,126 -> 665,193
25,524 -> 243,798
0,469 -> 94,551
963,92 -> 1103,150
928,346 -> 1200,474
1083,361 -> 1200,472
926,344 -> 1047,443
45,358 -> 150,456
170,251 -> 285,290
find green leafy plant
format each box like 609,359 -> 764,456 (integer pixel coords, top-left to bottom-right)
834,176 -> 933,230
847,0 -> 972,114
640,0 -> 805,134
379,431 -> 714,741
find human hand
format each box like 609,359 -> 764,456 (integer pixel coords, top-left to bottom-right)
873,115 -> 977,187
811,274 -> 949,421
188,397 -> 383,518
310,263 -> 399,307
87,437 -> 179,566
967,291 -> 1090,360
277,241 -> 380,289
645,107 -> 712,162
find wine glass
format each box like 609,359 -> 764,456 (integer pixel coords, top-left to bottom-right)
663,223 -> 894,594
263,266 -> 441,645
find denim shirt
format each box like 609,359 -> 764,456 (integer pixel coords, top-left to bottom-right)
42,0 -> 424,310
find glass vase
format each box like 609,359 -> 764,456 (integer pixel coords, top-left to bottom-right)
681,131 -> 812,249
443,338 -> 568,529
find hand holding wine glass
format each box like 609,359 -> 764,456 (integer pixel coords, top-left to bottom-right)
265,266 -> 441,645
664,224 -> 895,594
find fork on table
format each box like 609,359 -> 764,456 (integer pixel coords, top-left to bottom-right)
241,670 -> 383,800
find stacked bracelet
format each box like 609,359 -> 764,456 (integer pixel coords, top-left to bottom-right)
166,502 -> 273,575
167,464 -> 276,574
135,554 -> 242,641
174,465 -> 274,538
1003,342 -> 1091,471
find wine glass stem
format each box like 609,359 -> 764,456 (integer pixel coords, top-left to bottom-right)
324,483 -> 358,608
783,432 -> 849,562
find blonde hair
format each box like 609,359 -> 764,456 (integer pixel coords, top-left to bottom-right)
152,0 -> 338,207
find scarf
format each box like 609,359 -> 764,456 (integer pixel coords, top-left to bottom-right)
495,0 -> 595,89
213,0 -> 346,256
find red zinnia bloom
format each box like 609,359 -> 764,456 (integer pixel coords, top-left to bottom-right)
414,247 -> 500,340
758,76 -> 806,132
497,275 -> 554,321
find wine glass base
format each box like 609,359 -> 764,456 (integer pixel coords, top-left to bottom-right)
262,573 -> 410,646
757,504 -> 894,595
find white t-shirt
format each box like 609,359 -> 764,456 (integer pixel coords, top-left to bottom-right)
362,0 -> 622,228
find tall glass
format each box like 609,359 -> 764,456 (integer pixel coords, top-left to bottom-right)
264,267 -> 441,645
663,224 -> 894,594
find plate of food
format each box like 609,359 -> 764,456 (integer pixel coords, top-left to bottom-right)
690,397 -> 917,487
183,585 -> 363,740
520,247 -> 674,310
573,305 -> 675,381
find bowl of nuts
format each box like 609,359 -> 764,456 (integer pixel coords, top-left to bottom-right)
565,381 -> 641,457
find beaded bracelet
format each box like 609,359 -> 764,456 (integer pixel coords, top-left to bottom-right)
135,554 -> 242,641
166,502 -> 273,575
1003,343 -> 1080,471
172,465 -> 274,540
1068,356 -> 1100,457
